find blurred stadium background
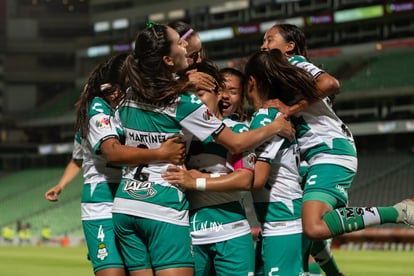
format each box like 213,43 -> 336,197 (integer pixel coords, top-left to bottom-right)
0,0 -> 413,253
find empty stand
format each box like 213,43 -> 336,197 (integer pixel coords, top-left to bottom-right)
0,168 -> 83,237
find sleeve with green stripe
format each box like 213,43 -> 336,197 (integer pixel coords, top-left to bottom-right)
176,93 -> 225,144
249,109 -> 284,163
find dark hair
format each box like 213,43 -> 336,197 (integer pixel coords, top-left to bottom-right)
168,20 -> 195,39
219,67 -> 245,89
219,67 -> 247,120
195,59 -> 223,94
244,49 -> 319,105
168,20 -> 205,68
75,53 -> 127,137
122,24 -> 189,106
272,24 -> 309,60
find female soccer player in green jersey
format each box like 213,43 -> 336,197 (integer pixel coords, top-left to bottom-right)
168,20 -> 217,94
109,23 -> 295,276
45,53 -> 186,276
182,61 -> 256,276
162,49 -> 320,276
261,23 -> 414,275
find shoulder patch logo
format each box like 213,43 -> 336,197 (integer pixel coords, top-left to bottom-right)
247,152 -> 256,166
202,109 -> 214,121
96,117 -> 110,129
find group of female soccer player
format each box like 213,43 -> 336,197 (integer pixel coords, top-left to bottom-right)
45,21 -> 414,276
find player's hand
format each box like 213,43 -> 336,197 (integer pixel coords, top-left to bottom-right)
44,186 -> 63,202
162,165 -> 195,190
188,169 -> 204,179
263,98 -> 289,114
159,136 -> 186,165
186,70 -> 216,92
274,114 -> 295,142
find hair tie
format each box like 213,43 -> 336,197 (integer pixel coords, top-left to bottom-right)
180,28 -> 194,41
146,21 -> 159,28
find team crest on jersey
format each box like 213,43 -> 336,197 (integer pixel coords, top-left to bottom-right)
202,109 -> 214,121
123,179 -> 157,199
240,152 -> 256,171
246,152 -> 256,167
96,117 -> 110,129
97,243 -> 108,260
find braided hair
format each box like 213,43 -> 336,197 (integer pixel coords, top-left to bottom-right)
75,53 -> 127,137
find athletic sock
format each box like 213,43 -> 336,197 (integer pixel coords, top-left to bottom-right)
323,206 -> 398,237
308,261 -> 322,276
311,240 -> 340,276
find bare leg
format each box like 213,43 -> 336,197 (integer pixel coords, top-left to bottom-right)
156,267 -> 194,276
96,268 -> 128,276
304,198 -> 414,241
302,200 -> 333,241
128,268 -> 154,276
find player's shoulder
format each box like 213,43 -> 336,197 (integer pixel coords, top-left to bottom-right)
254,108 -> 278,118
223,117 -> 249,133
288,55 -> 308,65
250,108 -> 278,129
89,97 -> 112,116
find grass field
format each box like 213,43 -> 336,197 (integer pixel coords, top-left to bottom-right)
0,246 -> 413,275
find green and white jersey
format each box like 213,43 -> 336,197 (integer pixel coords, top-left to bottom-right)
186,117 -> 251,245
250,108 -> 303,237
288,55 -> 357,172
81,97 -> 123,221
288,55 -> 325,80
112,93 -> 225,227
72,131 -> 83,162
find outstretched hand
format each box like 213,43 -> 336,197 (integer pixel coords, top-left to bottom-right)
44,185 -> 63,202
160,136 -> 186,165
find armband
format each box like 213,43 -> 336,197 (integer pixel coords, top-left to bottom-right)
233,152 -> 256,172
196,178 -> 207,191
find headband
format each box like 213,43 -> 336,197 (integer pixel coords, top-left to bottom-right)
180,28 -> 194,41
100,83 -> 112,91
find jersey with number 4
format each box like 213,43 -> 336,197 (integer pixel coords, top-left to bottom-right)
112,93 -> 225,227
250,108 -> 303,237
289,55 -> 357,172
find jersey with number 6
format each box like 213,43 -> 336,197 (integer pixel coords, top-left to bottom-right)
112,93 -> 225,227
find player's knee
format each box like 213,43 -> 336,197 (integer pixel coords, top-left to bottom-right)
303,223 -> 328,241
